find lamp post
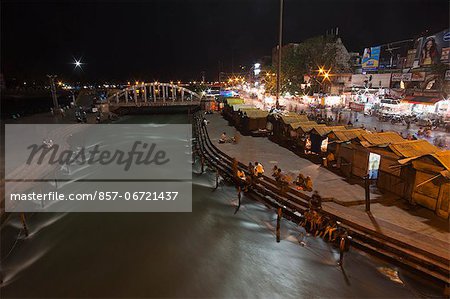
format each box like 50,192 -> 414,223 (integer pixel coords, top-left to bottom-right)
276,0 -> 284,109
47,75 -> 59,110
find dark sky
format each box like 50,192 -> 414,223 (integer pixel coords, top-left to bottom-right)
1,0 -> 449,83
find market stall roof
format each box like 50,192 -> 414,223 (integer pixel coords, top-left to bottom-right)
398,150 -> 450,178
399,150 -> 450,168
279,114 -> 309,124
232,104 -> 255,111
388,140 -> 441,158
329,128 -> 366,143
226,98 -> 245,106
400,96 -> 442,105
238,107 -> 259,114
289,121 -> 318,130
358,132 -> 405,147
311,126 -> 346,137
244,110 -> 269,119
297,124 -> 326,134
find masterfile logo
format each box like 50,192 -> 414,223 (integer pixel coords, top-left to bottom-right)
5,124 -> 193,213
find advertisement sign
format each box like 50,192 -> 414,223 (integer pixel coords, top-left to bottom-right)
362,46 -> 381,71
414,29 -> 450,66
391,73 -> 403,82
349,102 -> 365,112
378,40 -> 413,69
411,72 -> 426,82
441,47 -> 450,62
351,74 -> 391,88
406,49 -> 416,68
402,73 -> 413,81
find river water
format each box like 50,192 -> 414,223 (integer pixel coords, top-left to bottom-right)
0,114 -> 443,298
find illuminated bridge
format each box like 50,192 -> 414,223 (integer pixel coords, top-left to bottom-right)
106,82 -> 202,109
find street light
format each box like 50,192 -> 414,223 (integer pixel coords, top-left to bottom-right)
73,58 -> 83,69
276,0 -> 284,109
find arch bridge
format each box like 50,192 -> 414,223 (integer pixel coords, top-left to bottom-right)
106,82 -> 203,108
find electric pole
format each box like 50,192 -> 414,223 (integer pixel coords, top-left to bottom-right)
276,0 -> 284,109
47,75 -> 59,110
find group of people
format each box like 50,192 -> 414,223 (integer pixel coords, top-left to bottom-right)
219,132 -> 236,144
236,161 -> 265,191
270,165 -> 314,192
294,172 -> 313,192
417,127 -> 433,138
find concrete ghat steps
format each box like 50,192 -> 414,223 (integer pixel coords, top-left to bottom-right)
194,115 -> 450,284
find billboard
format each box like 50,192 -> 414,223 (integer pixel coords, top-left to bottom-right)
411,72 -> 426,82
391,73 -> 412,82
413,29 -> 450,66
377,40 -> 414,69
351,74 -> 391,88
362,46 -> 381,71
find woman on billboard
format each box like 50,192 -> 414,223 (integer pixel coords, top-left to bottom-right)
420,37 -> 440,65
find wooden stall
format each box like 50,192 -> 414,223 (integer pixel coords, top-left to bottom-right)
399,151 -> 450,219
269,113 -> 309,142
346,132 -> 405,179
222,98 -> 245,121
309,126 -> 346,154
240,110 -> 270,135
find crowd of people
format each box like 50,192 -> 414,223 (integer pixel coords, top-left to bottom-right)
233,159 -> 351,266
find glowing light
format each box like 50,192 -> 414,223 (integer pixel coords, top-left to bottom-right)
73,58 -> 83,69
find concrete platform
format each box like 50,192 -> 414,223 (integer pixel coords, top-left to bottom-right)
205,112 -> 450,259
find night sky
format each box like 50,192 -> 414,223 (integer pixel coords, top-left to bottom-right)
1,0 -> 449,83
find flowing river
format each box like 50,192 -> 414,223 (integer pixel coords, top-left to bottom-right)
0,114 -> 443,298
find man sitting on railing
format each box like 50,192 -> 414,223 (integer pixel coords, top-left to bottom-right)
294,173 -> 306,190
254,162 -> 265,177
310,190 -> 322,211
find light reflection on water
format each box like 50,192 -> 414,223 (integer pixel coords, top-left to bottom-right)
0,114 -> 443,298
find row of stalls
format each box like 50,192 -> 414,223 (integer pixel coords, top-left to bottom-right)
221,100 -> 449,219
222,98 -> 270,135
267,114 -> 449,219
268,112 -> 350,155
326,130 -> 449,219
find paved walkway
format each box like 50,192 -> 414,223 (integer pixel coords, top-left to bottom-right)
205,112 -> 450,248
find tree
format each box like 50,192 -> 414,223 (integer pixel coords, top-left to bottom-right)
271,35 -> 351,95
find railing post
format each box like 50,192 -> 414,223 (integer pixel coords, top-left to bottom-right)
20,213 -> 29,237
215,168 -> 219,189
162,84 -> 166,102
364,175 -> 370,212
234,186 -> 242,214
152,84 -> 156,102
201,155 -> 205,173
133,87 -> 137,103
143,84 -> 147,103
125,90 -> 128,104
181,89 -> 184,102
276,207 -> 282,242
